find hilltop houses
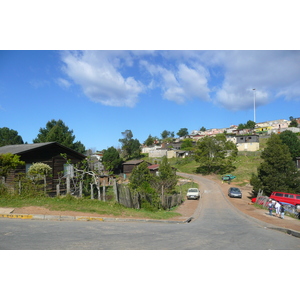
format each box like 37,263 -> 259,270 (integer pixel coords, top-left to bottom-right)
141,118 -> 300,157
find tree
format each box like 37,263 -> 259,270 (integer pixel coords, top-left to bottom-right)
237,120 -> 256,130
0,153 -> 25,178
194,134 -> 237,175
279,130 -> 300,161
177,128 -> 189,137
250,134 -> 300,196
161,130 -> 174,140
33,119 -> 86,154
0,127 -> 24,146
289,116 -> 298,128
129,161 -> 154,192
119,130 -> 141,159
154,156 -> 177,194
144,134 -> 158,146
199,126 -> 206,132
180,138 -> 194,151
28,163 -> 52,191
102,147 -> 123,173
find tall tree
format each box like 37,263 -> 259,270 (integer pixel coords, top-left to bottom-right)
153,156 -> 178,194
0,127 -> 24,146
194,134 -> 237,174
144,134 -> 155,146
161,130 -> 174,140
33,119 -> 86,154
279,130 -> 300,161
102,146 -> 123,173
250,134 -> 300,196
119,130 -> 141,159
177,128 -> 189,137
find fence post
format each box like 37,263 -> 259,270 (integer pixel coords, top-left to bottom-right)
56,184 -> 60,197
103,180 -> 106,202
90,183 -> 94,199
113,180 -> 118,202
79,181 -> 83,198
66,174 -> 71,194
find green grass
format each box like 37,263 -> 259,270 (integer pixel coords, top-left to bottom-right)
0,193 -> 181,219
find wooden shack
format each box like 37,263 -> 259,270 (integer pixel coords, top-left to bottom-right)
122,159 -> 152,174
0,142 -> 86,193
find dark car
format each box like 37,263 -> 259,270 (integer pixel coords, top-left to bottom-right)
228,187 -> 242,198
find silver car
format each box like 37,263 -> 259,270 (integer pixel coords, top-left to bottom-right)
228,187 -> 242,198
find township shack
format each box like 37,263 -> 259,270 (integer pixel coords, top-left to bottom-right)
0,142 -> 86,193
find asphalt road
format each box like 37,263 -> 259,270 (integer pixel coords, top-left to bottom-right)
0,174 -> 299,250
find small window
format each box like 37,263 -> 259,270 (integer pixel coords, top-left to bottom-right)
25,163 -> 32,173
275,193 -> 283,197
296,196 -> 300,200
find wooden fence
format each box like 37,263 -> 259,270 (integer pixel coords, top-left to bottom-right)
114,181 -> 183,210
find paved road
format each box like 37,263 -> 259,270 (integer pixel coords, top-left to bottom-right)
0,174 -> 299,250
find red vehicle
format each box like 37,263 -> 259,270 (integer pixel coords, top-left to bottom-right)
270,191 -> 300,209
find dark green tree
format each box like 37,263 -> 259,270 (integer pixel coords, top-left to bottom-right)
237,120 -> 256,130
161,130 -> 174,140
144,134 -> 155,146
129,161 -> 154,192
177,128 -> 189,137
33,119 -> 86,154
199,126 -> 206,132
250,134 -> 300,196
153,156 -> 177,194
279,130 -> 300,161
119,130 -> 141,159
0,127 -> 24,146
194,134 -> 237,175
102,146 -> 123,173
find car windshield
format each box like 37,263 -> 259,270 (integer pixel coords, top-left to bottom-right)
189,189 -> 198,192
231,188 -> 240,192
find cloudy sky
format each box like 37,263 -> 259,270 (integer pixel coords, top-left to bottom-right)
1,50 -> 300,150
1,1 -> 299,151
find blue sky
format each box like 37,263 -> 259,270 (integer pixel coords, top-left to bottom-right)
1,50 -> 300,151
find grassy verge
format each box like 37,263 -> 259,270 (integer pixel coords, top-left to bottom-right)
0,193 -> 181,220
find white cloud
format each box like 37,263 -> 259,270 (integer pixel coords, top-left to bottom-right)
140,60 -> 211,104
205,50 -> 300,110
56,78 -> 71,89
60,51 -> 144,107
59,50 -> 300,111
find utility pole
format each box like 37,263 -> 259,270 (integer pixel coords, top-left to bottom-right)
253,88 -> 256,123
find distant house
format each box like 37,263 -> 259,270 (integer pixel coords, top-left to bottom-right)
122,159 -> 152,174
0,142 -> 86,192
148,164 -> 160,176
236,135 -> 259,151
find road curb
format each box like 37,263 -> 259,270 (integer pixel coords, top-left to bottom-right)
0,213 -> 189,224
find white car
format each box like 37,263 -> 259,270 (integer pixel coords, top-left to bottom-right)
186,188 -> 200,200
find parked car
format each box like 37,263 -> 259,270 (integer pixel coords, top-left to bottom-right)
270,191 -> 300,210
222,174 -> 236,181
186,188 -> 200,200
228,187 -> 242,198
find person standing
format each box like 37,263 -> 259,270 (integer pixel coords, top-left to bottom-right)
268,200 -> 273,216
280,204 -> 285,219
275,201 -> 281,217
